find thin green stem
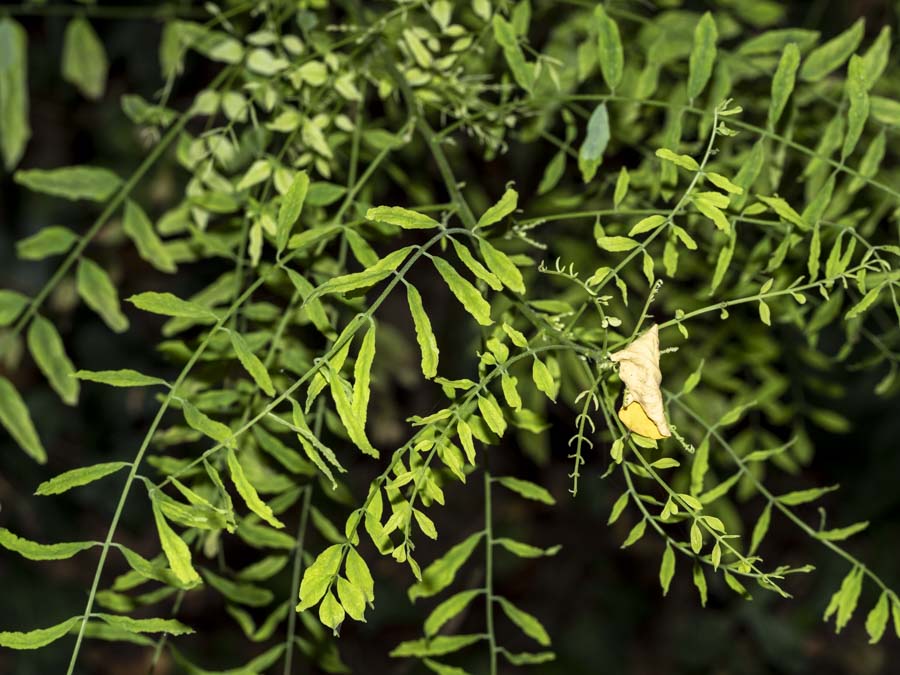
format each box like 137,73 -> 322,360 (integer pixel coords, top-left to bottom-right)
282,482 -> 314,675
484,470 -> 497,675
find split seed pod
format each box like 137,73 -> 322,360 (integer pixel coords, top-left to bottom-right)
609,324 -> 671,439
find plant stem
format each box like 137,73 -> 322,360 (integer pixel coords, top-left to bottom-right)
282,482 -> 314,675
484,470 -> 497,675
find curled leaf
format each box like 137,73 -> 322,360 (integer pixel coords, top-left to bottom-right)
609,325 -> 671,439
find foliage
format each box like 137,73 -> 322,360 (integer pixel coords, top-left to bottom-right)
1,0 -> 899,673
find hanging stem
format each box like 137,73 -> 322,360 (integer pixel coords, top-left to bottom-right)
484,470 -> 498,675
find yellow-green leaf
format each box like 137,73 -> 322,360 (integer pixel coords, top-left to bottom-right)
35,461 -> 130,496
277,170 -> 310,253
27,315 -> 78,405
123,200 -> 176,273
229,330 -> 275,397
687,13 -> 717,101
15,165 -> 120,202
477,188 -> 517,228
479,240 -> 525,294
0,18 -> 30,171
594,6 -> 623,92
62,18 -> 108,100
77,258 -> 129,333
226,447 -> 284,528
151,499 -> 201,586
432,257 -> 493,326
406,284 -> 439,379
768,43 -> 800,128
800,18 -> 864,82
0,527 -> 95,560
0,376 -> 45,463
0,617 -> 80,650
366,205 -> 439,230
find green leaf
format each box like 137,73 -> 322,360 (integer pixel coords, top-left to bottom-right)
0,617 -> 80,650
500,650 -> 556,665
352,324 -> 376,429
818,521 -> 869,541
229,330 -> 275,397
596,236 -> 638,252
151,498 -> 201,586
424,589 -> 481,637
496,597 -> 550,646
768,43 -> 799,128
432,256 -> 493,326
737,28 -> 820,55
16,226 -> 78,261
800,18 -> 864,82
479,240 -> 525,294
95,614 -> 193,636
861,26 -> 891,87
0,289 -> 28,326
122,200 -> 176,273
62,18 -> 108,99
842,55 -> 869,159
537,151 -> 566,195
493,16 -> 533,93
866,592 -> 890,644
337,576 -> 366,621
0,18 -> 30,170
35,461 -> 130,496
477,188 -> 518,228
27,315 -> 78,405
14,165 -> 120,202
317,246 -> 415,297
757,195 -> 806,229
531,357 -> 557,402
692,563 -> 708,607
407,284 -> 439,379
409,531 -> 484,601
694,197 -> 730,232
345,547 -> 374,603
457,420 -> 476,464
181,400 -> 232,444
594,6 -> 623,92
495,476 -> 554,505
705,172 -> 743,195
758,301 -> 771,326
366,205 -> 439,230
77,259 -> 129,333
777,484 -> 839,505
296,543 -> 342,611
74,369 -> 167,388
203,568 -> 273,607
659,543 -> 675,596
613,167 -> 630,207
494,538 -> 560,558
687,13 -> 717,101
621,519 -> 646,548
578,103 -> 609,182
0,527 -> 95,560
656,148 -> 700,171
749,503 -> 772,555
226,447 -> 284,528
477,394 -> 506,437
391,634 -> 483,658
330,361 -> 379,458
845,285 -> 882,319
628,215 -> 666,237
128,291 -> 215,321
0,376 -> 46,463
277,170 -> 310,254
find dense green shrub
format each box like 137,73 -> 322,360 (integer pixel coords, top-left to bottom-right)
1,1 -> 898,673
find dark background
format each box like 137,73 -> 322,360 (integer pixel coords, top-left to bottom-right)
1,1 -> 899,674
